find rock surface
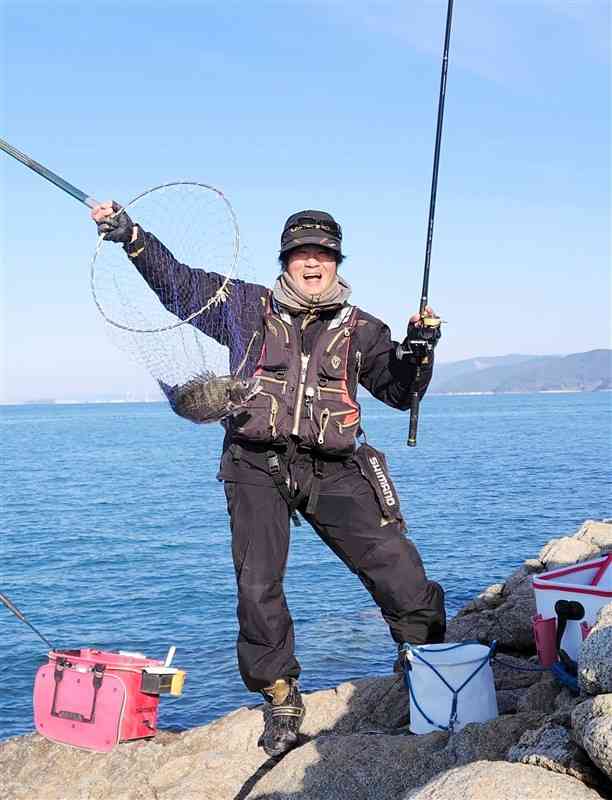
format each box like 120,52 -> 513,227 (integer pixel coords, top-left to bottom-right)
492,654 -> 548,714
514,671 -> 562,713
1,519 -> 611,800
0,688 -> 545,800
579,603 -> 612,695
539,520 -> 612,568
404,761 -> 604,799
246,713 -> 545,800
508,715 -> 608,790
445,562 -> 538,651
572,694 -> 612,782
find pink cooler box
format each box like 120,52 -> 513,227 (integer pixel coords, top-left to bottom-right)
34,649 -> 165,752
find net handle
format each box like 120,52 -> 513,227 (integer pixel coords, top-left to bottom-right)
0,137 -> 99,208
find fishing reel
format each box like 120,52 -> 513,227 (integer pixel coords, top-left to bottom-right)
396,313 -> 442,364
396,312 -> 442,447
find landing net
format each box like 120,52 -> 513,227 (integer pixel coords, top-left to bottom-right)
90,182 -> 261,422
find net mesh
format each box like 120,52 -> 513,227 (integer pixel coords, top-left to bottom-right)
90,183 -> 262,421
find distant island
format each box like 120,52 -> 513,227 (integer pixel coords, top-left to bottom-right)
430,348 -> 611,395
2,349 -> 610,405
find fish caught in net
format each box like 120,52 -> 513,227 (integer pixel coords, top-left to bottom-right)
90,182 -> 262,423
161,373 -> 261,424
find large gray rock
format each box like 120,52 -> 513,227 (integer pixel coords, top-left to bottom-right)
403,761 -> 605,799
301,675 -> 410,736
508,716 -> 608,791
572,694 -> 612,782
574,520 -> 612,552
445,564 -> 538,651
515,671 -> 562,713
554,686 -> 585,714
579,603 -> 612,695
539,520 -> 612,569
247,713 -> 546,800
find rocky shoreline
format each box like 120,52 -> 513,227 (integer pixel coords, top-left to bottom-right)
2,520 -> 611,800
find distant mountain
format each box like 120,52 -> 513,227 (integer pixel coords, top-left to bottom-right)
430,349 -> 611,394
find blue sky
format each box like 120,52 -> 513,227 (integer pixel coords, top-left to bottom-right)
1,0 -> 609,402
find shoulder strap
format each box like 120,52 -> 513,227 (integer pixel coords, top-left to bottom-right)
327,304 -> 354,330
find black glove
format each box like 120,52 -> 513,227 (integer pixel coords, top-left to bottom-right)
405,319 -> 442,350
397,319 -> 441,361
96,201 -> 134,244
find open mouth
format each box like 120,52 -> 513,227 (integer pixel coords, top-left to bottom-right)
303,272 -> 322,283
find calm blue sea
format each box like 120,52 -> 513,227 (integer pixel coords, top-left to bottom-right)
1,392 -> 610,740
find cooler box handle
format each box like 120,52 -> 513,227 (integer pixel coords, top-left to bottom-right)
50,660 -> 106,724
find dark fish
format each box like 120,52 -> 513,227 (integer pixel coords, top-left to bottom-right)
159,374 -> 259,424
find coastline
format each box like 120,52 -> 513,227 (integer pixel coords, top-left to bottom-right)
2,388 -> 611,406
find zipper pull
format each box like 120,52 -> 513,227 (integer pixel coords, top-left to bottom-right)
269,395 -> 279,437
318,409 -> 330,445
304,387 -> 314,419
355,350 -> 362,382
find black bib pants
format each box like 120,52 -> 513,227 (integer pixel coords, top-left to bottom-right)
223,450 -> 445,693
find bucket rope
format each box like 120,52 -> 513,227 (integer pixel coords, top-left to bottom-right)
492,656 -> 549,673
493,655 -> 578,692
401,640 -> 497,733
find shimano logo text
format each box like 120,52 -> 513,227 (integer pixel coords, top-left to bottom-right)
368,456 -> 396,507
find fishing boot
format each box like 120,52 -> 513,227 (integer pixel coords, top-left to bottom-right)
259,678 -> 305,758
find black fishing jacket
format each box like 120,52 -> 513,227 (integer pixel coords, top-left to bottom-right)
125,230 -> 434,463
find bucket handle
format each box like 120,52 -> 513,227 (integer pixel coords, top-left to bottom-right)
401,640 -> 497,734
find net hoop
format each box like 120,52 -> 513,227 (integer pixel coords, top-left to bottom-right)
89,181 -> 240,333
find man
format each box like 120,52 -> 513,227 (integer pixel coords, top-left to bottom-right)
92,203 -> 446,757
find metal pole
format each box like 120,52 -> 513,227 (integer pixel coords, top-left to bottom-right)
0,592 -> 55,650
406,0 -> 454,447
0,138 -> 99,208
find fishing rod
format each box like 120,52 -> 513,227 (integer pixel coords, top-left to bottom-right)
0,591 -> 55,650
0,138 -> 99,208
398,0 -> 454,447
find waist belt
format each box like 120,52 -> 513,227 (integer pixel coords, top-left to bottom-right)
266,447 -> 325,521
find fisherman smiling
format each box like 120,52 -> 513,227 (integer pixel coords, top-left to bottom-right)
92,204 -> 447,758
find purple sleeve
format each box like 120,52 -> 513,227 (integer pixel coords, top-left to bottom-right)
125,229 -> 267,370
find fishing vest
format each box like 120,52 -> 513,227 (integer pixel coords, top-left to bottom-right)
232,297 -> 362,455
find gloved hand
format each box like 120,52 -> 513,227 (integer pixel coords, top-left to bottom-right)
397,306 -> 441,360
405,319 -> 441,350
92,201 -> 135,244
406,306 -> 441,349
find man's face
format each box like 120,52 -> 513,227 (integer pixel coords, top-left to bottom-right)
285,245 -> 338,295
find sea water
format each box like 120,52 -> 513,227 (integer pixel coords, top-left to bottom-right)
1,392 -> 610,740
